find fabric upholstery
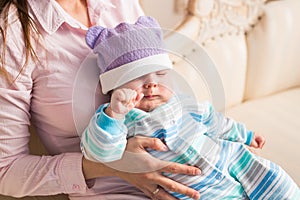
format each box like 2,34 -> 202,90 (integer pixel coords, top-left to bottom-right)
201,34 -> 248,108
245,0 -> 300,100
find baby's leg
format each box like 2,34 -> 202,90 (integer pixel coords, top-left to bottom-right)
229,147 -> 300,200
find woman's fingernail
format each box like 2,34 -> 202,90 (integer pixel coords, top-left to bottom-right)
161,145 -> 168,151
195,169 -> 201,175
192,192 -> 200,200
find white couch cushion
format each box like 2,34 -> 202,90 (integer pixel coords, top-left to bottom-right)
203,34 -> 247,108
245,0 -> 300,100
226,88 -> 300,185
191,0 -> 265,108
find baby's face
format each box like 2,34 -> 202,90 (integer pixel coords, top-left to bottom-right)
119,69 -> 173,111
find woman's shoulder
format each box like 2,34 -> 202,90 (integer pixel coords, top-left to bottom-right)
0,4 -> 22,36
0,4 -> 35,89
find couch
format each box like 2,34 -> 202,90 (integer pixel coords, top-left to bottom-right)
1,0 -> 299,199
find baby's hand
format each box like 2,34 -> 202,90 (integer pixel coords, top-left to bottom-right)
249,132 -> 266,149
106,88 -> 144,119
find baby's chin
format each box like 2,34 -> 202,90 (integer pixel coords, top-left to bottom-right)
136,101 -> 164,112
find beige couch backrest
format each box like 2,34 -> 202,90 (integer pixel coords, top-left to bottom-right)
188,0 -> 265,108
245,0 -> 300,100
140,0 -> 300,108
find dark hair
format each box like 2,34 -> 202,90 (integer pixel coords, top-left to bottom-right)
0,0 -> 40,83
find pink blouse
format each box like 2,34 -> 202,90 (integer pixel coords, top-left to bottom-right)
0,0 -> 147,199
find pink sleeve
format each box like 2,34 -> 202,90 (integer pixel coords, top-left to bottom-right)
0,75 -> 88,197
0,17 -> 88,198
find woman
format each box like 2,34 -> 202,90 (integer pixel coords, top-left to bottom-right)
0,0 -> 200,200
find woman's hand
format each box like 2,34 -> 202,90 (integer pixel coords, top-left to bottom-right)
82,136 -> 201,200
111,136 -> 201,200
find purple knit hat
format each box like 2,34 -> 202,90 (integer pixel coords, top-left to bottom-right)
85,16 -> 173,94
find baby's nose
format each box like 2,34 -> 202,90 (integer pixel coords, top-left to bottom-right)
144,82 -> 157,89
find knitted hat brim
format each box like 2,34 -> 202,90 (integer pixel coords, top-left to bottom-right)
100,54 -> 173,94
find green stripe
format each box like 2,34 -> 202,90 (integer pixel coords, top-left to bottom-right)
229,150 -> 252,178
169,146 -> 197,164
227,125 -> 239,141
125,111 -> 147,125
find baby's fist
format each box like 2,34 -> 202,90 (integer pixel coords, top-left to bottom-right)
107,88 -> 143,119
250,132 -> 266,149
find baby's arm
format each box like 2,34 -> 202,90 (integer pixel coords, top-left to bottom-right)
80,104 -> 127,163
199,102 -> 265,148
81,88 -> 144,163
106,88 -> 144,119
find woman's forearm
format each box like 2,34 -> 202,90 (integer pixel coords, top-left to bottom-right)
0,153 -> 87,197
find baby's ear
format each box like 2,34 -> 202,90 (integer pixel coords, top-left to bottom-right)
85,26 -> 105,49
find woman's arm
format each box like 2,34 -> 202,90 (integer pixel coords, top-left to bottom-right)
0,11 -> 89,196
83,136 -> 201,200
0,71 -> 88,197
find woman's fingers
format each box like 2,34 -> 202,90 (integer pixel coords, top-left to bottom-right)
160,161 -> 201,176
127,137 -> 201,200
117,170 -> 200,200
151,173 -> 200,200
125,136 -> 201,174
117,171 -> 178,200
131,136 -> 201,175
123,136 -> 201,199
127,136 -> 169,152
140,185 -> 177,200
149,186 -> 177,200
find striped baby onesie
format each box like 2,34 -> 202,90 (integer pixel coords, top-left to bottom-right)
81,96 -> 300,200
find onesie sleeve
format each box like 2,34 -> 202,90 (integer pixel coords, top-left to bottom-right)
195,102 -> 253,144
80,104 -> 128,163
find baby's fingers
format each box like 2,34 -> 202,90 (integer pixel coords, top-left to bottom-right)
112,89 -> 127,102
122,89 -> 137,104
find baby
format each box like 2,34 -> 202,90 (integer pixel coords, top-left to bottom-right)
81,16 -> 300,200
